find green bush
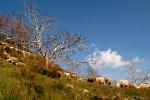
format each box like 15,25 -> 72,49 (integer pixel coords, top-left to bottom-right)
52,80 -> 65,90
47,71 -> 58,78
40,69 -> 47,75
41,68 -> 61,78
4,47 -> 12,53
34,85 -> 44,95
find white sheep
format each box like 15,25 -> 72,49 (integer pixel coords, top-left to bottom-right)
10,57 -> 18,63
9,46 -> 14,49
71,74 -> 77,79
95,77 -> 105,85
5,58 -> 11,62
129,83 -> 137,88
64,72 -> 70,78
137,83 -> 149,89
117,80 -> 129,88
15,62 -> 26,66
77,77 -> 84,81
105,78 -> 113,86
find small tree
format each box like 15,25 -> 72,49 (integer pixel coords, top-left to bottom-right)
24,4 -> 56,51
127,58 -> 150,84
86,66 -> 100,78
7,16 -> 31,50
23,4 -> 87,70
0,14 -> 8,33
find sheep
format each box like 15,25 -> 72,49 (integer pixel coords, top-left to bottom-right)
15,62 -> 26,66
20,51 -> 31,56
0,41 -> 8,46
26,52 -> 31,56
128,83 -> 137,88
5,58 -> 11,62
105,78 -> 113,86
9,46 -> 14,49
77,77 -> 84,81
20,50 -> 28,57
117,80 -> 129,88
95,77 -> 105,85
55,70 -> 62,78
71,74 -> 77,79
10,57 -> 18,64
64,72 -> 70,78
3,52 -> 11,59
87,77 -> 96,83
3,52 -> 8,55
137,83 -> 149,89
0,41 -> 5,45
4,42 -> 8,45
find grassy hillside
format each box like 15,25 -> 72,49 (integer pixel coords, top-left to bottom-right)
0,41 -> 150,100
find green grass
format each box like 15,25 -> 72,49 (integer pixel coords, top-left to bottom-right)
0,57 -> 89,100
0,43 -> 150,100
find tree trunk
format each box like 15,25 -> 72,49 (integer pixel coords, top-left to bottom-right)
45,55 -> 49,69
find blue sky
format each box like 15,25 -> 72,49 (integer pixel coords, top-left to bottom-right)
0,0 -> 150,80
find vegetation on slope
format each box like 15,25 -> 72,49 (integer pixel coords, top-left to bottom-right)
0,41 -> 150,100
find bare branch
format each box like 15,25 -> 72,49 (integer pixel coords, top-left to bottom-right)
127,58 -> 150,84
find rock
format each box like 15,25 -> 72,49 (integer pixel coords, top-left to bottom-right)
5,58 -> 11,62
82,89 -> 90,96
10,57 -> 18,63
15,62 -> 26,66
66,84 -> 74,89
9,46 -> 14,49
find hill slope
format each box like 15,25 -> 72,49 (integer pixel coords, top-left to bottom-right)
0,41 -> 150,100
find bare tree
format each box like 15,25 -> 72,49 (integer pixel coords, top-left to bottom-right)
0,14 -> 31,50
24,4 -> 56,51
40,31 -> 87,68
86,62 -> 100,78
22,4 -> 87,70
0,14 -> 8,33
1,3 -> 89,76
7,16 -> 31,50
127,58 -> 150,84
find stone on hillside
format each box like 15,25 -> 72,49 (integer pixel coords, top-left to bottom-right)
5,58 -> 11,62
15,62 -> 26,66
82,89 -> 90,96
66,84 -> 74,89
10,57 -> 18,63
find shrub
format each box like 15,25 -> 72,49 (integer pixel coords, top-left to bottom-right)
41,68 -> 61,79
52,80 -> 65,90
34,85 -> 44,95
47,70 -> 58,78
0,46 -> 4,56
4,47 -> 12,53
40,68 -> 49,76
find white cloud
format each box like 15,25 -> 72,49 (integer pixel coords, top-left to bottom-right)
89,43 -> 97,48
91,43 -> 97,47
87,48 -> 139,69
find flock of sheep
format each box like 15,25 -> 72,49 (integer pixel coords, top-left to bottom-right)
0,41 -> 28,66
1,41 -> 150,90
64,72 -> 150,89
